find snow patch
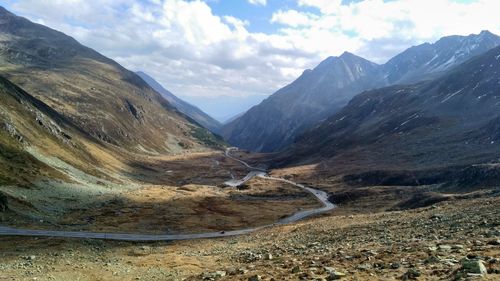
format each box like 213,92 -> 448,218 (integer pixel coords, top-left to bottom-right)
441,88 -> 463,103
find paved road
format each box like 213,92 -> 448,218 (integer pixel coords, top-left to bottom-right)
0,149 -> 335,241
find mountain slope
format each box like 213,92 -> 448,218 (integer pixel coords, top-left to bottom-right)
222,31 -> 500,152
221,52 -> 382,152
0,6 -> 222,154
383,30 -> 500,84
136,71 -> 221,134
278,45 -> 500,174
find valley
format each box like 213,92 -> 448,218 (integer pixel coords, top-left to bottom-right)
0,3 -> 499,281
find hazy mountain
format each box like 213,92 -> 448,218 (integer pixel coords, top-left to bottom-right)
221,52 -> 382,152
0,6 -> 223,155
222,31 -> 500,152
278,45 -> 500,173
136,71 -> 221,133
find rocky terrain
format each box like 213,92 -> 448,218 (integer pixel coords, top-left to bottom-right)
222,31 -> 500,153
0,196 -> 497,280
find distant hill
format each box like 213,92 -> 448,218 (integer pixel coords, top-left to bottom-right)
136,71 -> 221,134
222,31 -> 500,152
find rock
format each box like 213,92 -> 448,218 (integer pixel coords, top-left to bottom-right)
323,267 -> 336,274
248,275 -> 262,281
214,271 -> 226,278
451,244 -> 464,250
402,268 -> 421,280
438,245 -> 452,252
390,262 -> 400,269
238,268 -> 249,274
428,246 -> 437,252
291,266 -> 301,274
264,253 -> 273,260
424,256 -> 440,264
326,271 -> 346,280
430,214 -> 444,220
356,263 -> 372,270
487,239 -> 500,245
461,259 -> 487,275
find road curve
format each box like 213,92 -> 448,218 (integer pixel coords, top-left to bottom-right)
0,149 -> 335,241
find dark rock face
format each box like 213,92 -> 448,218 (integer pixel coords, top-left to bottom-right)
279,45 -> 500,173
222,31 -> 500,153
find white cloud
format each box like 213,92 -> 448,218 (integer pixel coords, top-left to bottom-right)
5,0 -> 500,106
248,0 -> 267,6
271,10 -> 317,27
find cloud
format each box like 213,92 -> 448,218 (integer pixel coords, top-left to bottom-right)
271,10 -> 318,27
5,0 -> 500,106
248,0 -> 267,6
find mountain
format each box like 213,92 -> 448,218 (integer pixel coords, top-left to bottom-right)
0,6 -> 222,154
383,30 -> 500,84
277,45 -> 500,176
222,31 -> 500,152
0,6 -> 226,218
221,52 -> 382,152
136,71 -> 221,133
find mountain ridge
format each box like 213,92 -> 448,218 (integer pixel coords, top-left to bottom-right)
222,30 -> 500,153
276,44 -> 500,174
136,71 -> 221,134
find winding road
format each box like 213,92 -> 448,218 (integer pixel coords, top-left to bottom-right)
0,149 -> 335,241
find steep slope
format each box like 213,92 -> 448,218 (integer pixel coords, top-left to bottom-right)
280,45 -> 500,173
383,30 -> 500,84
136,71 -> 221,134
221,52 -> 382,152
0,6 -> 222,154
222,31 -> 500,152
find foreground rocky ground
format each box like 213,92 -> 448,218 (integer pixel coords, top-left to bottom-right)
0,196 -> 498,280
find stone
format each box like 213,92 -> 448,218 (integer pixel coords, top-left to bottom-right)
402,268 -> 421,280
238,268 -> 249,274
214,271 -> 226,278
390,262 -> 400,269
424,256 -> 440,264
487,239 -> 500,245
438,245 -> 452,252
291,266 -> 301,274
264,253 -> 273,260
323,267 -> 336,274
461,259 -> 487,275
326,271 -> 346,280
356,263 -> 372,270
248,275 -> 262,281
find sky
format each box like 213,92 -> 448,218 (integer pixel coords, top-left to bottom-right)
2,0 -> 500,122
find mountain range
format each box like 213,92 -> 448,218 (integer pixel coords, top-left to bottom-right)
222,30 -> 500,152
275,44 -> 500,186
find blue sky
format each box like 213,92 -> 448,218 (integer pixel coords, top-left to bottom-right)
3,0 -> 500,121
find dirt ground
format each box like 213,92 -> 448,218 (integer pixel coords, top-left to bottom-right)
0,196 -> 498,281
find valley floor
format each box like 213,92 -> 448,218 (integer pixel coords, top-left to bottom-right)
0,151 -> 499,280
0,196 -> 498,280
